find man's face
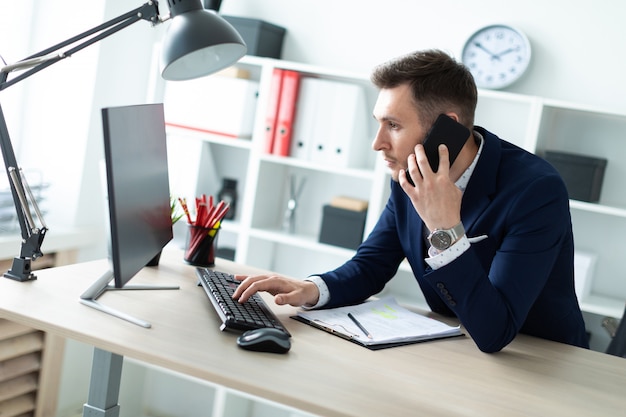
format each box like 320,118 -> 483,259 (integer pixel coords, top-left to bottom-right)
372,84 -> 427,182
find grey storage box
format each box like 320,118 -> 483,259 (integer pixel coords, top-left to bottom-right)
223,16 -> 286,59
319,205 -> 367,250
544,150 -> 607,203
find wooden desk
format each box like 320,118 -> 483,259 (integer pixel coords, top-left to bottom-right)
0,250 -> 624,417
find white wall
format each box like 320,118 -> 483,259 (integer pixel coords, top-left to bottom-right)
1,0 -> 104,229
0,1 -> 33,165
219,0 -> 626,113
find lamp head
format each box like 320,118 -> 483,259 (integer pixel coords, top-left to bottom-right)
160,0 -> 246,81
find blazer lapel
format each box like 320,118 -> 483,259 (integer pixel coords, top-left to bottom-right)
461,128 -> 501,232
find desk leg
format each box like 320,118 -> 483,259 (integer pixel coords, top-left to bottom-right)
82,348 -> 124,417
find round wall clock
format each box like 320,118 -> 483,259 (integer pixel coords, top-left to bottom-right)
461,24 -> 532,90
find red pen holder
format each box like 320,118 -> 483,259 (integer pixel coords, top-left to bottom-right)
184,224 -> 220,267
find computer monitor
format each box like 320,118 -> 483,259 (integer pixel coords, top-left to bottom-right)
80,103 -> 178,327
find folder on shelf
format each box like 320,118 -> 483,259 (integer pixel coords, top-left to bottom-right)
294,78 -> 369,168
304,79 -> 334,165
330,82 -> 368,168
292,297 -> 463,350
289,77 -> 321,160
272,70 -> 301,156
263,68 -> 285,154
318,81 -> 369,168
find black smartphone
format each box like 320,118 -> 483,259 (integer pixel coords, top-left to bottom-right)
406,114 -> 470,185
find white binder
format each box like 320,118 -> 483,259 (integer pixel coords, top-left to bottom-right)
293,78 -> 369,168
289,77 -> 321,160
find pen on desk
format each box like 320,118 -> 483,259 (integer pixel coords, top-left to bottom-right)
348,312 -> 372,339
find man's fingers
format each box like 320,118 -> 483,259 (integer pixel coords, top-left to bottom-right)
437,144 -> 451,172
231,274 -> 270,301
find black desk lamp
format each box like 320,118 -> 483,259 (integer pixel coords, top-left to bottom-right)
0,0 -> 246,281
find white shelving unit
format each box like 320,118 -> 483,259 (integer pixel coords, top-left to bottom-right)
533,101 -> 626,318
161,55 -> 382,281
144,54 -> 626,416
159,55 -> 626,320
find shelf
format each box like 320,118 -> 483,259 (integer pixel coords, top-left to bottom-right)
240,55 -> 372,85
580,294 -> 625,319
259,153 -> 377,180
569,200 -> 626,217
542,98 -> 626,118
249,227 -> 355,257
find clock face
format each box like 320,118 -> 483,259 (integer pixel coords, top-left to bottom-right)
462,25 -> 531,89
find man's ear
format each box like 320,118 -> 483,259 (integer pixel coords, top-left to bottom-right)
443,112 -> 461,123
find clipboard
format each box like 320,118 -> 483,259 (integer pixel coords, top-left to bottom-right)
290,297 -> 464,350
290,315 -> 462,350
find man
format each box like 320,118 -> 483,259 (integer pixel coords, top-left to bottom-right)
233,49 -> 589,353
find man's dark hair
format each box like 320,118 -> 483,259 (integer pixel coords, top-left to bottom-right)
370,49 -> 477,128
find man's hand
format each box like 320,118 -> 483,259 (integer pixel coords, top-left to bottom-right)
400,143 -> 462,231
232,273 -> 320,307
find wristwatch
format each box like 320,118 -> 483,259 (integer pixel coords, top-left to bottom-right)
427,222 -> 465,251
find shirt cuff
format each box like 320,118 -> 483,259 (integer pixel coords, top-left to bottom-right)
425,235 -> 471,270
302,275 -> 330,309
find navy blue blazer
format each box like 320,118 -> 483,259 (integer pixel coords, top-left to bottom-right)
318,127 -> 589,352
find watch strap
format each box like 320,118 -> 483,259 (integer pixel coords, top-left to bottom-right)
447,222 -> 465,243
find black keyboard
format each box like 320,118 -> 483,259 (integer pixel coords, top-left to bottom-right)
195,268 -> 290,336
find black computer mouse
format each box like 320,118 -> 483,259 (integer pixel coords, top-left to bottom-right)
237,328 -> 291,354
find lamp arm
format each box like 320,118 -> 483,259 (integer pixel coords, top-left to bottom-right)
0,1 -> 161,91
0,1 -> 162,281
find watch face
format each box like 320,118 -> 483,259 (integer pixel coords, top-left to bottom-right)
462,25 -> 531,89
430,230 -> 452,250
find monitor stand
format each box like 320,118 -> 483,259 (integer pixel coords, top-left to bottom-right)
79,270 -> 179,328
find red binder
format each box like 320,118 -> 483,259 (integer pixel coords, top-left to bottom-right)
263,68 -> 284,154
272,70 -> 301,156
